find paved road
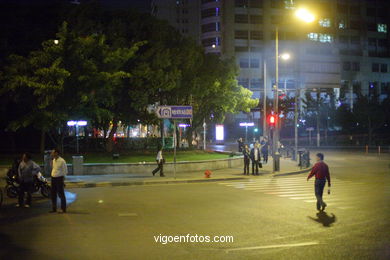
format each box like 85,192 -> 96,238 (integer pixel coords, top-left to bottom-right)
0,151 -> 389,259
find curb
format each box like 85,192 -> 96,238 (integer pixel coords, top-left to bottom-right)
65,177 -> 247,188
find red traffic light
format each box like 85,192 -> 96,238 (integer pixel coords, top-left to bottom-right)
268,114 -> 277,126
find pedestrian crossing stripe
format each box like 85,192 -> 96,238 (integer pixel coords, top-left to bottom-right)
218,176 -> 369,209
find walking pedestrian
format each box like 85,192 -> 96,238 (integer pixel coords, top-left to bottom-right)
243,144 -> 251,175
260,137 -> 269,163
152,147 -> 165,177
17,153 -> 40,208
250,143 -> 262,175
237,138 -> 244,152
50,148 -> 68,213
307,153 -> 331,212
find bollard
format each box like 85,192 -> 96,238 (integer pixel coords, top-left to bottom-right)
365,145 -> 368,154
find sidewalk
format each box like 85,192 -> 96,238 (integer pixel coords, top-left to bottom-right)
64,157 -> 311,188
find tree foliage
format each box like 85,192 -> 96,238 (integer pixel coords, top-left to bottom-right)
0,4 -> 258,151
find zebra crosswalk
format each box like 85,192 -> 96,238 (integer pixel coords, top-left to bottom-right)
218,175 -> 368,210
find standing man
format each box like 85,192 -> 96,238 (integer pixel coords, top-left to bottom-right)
307,153 -> 331,211
242,144 -> 251,175
152,147 -> 165,177
237,138 -> 244,152
50,148 -> 67,213
17,153 -> 40,208
250,143 -> 262,175
260,137 -> 269,163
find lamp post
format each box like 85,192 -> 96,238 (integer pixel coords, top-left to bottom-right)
272,8 -> 315,171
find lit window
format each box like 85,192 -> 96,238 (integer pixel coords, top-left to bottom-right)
339,22 -> 346,29
319,18 -> 331,28
377,24 -> 387,33
307,33 -> 333,43
284,0 -> 295,10
307,32 -> 318,41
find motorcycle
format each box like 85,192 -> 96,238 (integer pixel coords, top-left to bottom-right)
5,173 -> 19,199
33,173 -> 51,198
5,171 -> 51,198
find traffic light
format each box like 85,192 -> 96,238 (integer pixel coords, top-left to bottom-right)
268,114 -> 276,127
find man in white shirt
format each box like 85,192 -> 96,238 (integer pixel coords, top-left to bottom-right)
152,147 -> 165,177
250,143 -> 262,175
50,148 -> 68,213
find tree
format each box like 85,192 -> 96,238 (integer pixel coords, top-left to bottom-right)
350,93 -> 386,145
0,22 -> 143,152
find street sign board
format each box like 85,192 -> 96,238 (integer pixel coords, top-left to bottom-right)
156,106 -> 193,119
239,122 -> 255,127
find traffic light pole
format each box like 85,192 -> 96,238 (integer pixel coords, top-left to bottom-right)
263,59 -> 267,138
273,26 -> 280,172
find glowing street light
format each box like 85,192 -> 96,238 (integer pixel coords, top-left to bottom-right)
295,8 -> 315,23
280,53 -> 291,60
67,120 -> 88,154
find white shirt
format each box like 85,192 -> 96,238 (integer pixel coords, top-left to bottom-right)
156,151 -> 163,162
254,149 -> 259,161
51,157 -> 68,177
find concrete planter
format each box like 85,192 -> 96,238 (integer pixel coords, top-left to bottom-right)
81,156 -> 243,175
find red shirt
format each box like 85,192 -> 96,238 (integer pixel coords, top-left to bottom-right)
307,161 -> 331,186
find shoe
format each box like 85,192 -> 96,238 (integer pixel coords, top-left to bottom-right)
160,174 -> 165,177
321,204 -> 327,211
49,210 -> 57,213
152,171 -> 156,176
59,209 -> 66,214
15,204 -> 21,208
24,204 -> 30,208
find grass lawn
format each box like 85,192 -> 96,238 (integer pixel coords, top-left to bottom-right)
0,150 -> 233,166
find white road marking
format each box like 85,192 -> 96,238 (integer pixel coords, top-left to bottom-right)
336,206 -> 355,210
225,241 -> 320,252
278,193 -> 312,197
304,198 -> 343,203
289,196 -> 315,200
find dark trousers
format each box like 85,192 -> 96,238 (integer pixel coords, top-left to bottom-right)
152,161 -> 164,176
18,181 -> 33,206
244,158 -> 250,175
262,151 -> 268,163
315,179 -> 327,210
51,176 -> 66,211
252,160 -> 261,175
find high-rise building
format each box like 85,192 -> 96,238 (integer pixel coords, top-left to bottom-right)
154,0 -> 390,114
152,0 -> 201,42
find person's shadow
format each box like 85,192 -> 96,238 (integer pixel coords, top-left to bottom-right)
308,211 -> 337,227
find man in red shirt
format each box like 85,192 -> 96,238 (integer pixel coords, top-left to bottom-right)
307,153 -> 331,211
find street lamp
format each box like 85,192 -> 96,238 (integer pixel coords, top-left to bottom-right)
280,53 -> 291,60
67,120 -> 87,154
272,7 -> 315,172
240,122 -> 254,143
295,8 -> 315,23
